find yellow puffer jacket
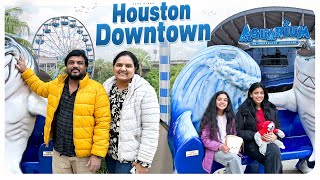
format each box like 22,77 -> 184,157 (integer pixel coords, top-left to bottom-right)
21,68 -> 111,158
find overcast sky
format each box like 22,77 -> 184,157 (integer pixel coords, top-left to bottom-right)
3,0 -> 318,61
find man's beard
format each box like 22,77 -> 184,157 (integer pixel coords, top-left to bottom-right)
67,69 -> 86,80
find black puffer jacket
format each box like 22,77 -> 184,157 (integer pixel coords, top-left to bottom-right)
236,99 -> 282,153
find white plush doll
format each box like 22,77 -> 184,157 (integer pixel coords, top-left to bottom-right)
254,121 -> 285,156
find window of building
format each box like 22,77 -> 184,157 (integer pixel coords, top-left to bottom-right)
260,50 -> 288,66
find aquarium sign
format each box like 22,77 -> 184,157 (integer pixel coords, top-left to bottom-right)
238,19 -> 311,48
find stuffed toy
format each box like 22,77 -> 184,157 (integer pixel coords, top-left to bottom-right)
254,121 -> 285,156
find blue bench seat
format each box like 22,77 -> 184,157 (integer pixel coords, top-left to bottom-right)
169,110 -> 313,174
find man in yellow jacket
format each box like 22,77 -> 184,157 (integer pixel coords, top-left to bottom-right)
15,49 -> 111,174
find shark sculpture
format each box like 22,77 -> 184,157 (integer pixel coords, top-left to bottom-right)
5,34 -> 47,174
269,40 -> 315,173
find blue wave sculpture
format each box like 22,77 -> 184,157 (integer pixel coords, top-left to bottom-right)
168,45 -> 261,173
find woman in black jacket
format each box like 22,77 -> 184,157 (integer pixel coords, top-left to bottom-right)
236,82 -> 283,173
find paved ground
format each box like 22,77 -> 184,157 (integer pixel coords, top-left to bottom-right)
214,159 -> 302,174
283,159 -> 302,174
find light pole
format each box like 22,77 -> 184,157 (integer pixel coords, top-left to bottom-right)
153,49 -> 157,62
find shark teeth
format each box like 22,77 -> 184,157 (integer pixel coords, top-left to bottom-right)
296,69 -> 315,89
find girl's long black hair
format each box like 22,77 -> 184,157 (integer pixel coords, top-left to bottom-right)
199,91 -> 236,140
245,82 -> 273,120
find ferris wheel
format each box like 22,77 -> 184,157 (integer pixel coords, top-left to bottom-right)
32,16 -> 95,78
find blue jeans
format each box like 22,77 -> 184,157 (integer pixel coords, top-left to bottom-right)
105,155 -> 133,174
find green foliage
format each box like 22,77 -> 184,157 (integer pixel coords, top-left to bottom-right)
143,64 -> 186,98
14,36 -> 32,49
96,158 -> 107,174
92,59 -> 114,84
170,64 -> 185,88
5,7 -> 30,35
47,62 -> 65,78
5,7 -> 32,49
143,67 -> 159,97
127,47 -> 151,76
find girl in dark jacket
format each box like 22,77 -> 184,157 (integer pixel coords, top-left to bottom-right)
236,82 -> 283,173
199,91 -> 243,174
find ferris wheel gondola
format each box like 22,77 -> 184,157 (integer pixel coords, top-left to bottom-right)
32,16 -> 95,78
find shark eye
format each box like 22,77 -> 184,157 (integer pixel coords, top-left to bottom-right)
4,36 -> 12,48
5,38 -> 12,48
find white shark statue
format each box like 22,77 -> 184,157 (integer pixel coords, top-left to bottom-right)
269,40 -> 315,173
5,34 -> 47,174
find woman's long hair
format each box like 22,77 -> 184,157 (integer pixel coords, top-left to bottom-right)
246,82 -> 273,120
199,91 -> 236,140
